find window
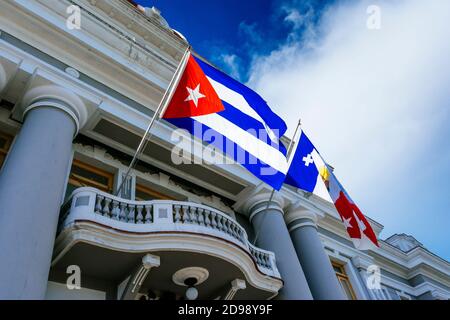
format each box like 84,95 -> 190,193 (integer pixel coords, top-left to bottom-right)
66,159 -> 114,199
135,183 -> 173,201
0,131 -> 13,170
332,262 -> 357,300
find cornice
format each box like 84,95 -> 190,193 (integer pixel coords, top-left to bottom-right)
89,0 -> 187,53
351,255 -> 376,270
378,240 -> 450,274
369,244 -> 450,288
1,0 -> 176,109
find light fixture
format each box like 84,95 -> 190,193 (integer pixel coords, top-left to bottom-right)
184,277 -> 198,300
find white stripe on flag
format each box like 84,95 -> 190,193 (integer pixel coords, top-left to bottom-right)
311,149 -> 333,202
192,113 -> 288,174
207,76 -> 277,141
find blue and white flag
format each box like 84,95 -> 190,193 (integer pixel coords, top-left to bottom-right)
284,130 -> 331,200
167,56 -> 289,190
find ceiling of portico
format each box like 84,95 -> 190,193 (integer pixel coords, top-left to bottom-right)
51,242 -> 275,299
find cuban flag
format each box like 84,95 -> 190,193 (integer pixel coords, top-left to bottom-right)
162,52 -> 288,190
285,130 -> 379,250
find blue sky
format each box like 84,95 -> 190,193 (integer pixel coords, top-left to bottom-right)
138,0 -> 332,80
136,0 -> 450,261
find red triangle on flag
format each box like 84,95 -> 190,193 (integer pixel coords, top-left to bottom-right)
162,54 -> 225,119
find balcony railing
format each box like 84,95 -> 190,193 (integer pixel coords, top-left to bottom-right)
58,187 -> 281,279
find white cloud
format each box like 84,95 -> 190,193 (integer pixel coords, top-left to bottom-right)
247,0 -> 450,238
238,21 -> 263,45
282,3 -> 314,34
284,9 -> 304,29
219,53 -> 241,80
282,6 -> 317,45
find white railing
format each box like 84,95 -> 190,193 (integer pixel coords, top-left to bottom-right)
59,187 -> 281,278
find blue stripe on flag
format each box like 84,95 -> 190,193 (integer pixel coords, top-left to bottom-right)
167,117 -> 287,190
217,101 -> 287,151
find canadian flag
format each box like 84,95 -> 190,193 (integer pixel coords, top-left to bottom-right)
319,165 -> 379,250
161,52 -> 225,119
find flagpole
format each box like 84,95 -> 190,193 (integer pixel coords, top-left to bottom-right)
252,119 -> 302,245
115,45 -> 191,196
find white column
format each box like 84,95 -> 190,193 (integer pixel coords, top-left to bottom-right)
0,85 -> 87,299
285,204 -> 346,300
238,191 -> 313,300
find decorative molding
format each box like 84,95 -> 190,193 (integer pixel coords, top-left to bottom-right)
83,0 -> 186,59
172,267 -> 209,286
64,67 -> 80,79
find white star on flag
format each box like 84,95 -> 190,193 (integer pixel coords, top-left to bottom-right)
343,217 -> 353,229
185,84 -> 206,107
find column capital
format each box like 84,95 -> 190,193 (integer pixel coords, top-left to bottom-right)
20,84 -> 88,134
285,201 -> 325,231
233,185 -> 286,218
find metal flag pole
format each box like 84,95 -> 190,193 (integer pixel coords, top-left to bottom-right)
115,45 -> 191,197
252,119 -> 302,245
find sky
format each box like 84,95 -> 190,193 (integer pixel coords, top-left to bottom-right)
136,0 -> 450,261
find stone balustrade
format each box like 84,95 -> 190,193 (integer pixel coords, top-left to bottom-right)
58,187 -> 281,279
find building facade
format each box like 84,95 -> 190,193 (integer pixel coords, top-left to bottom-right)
0,0 -> 448,300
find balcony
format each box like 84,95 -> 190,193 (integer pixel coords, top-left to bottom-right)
52,187 -> 282,299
